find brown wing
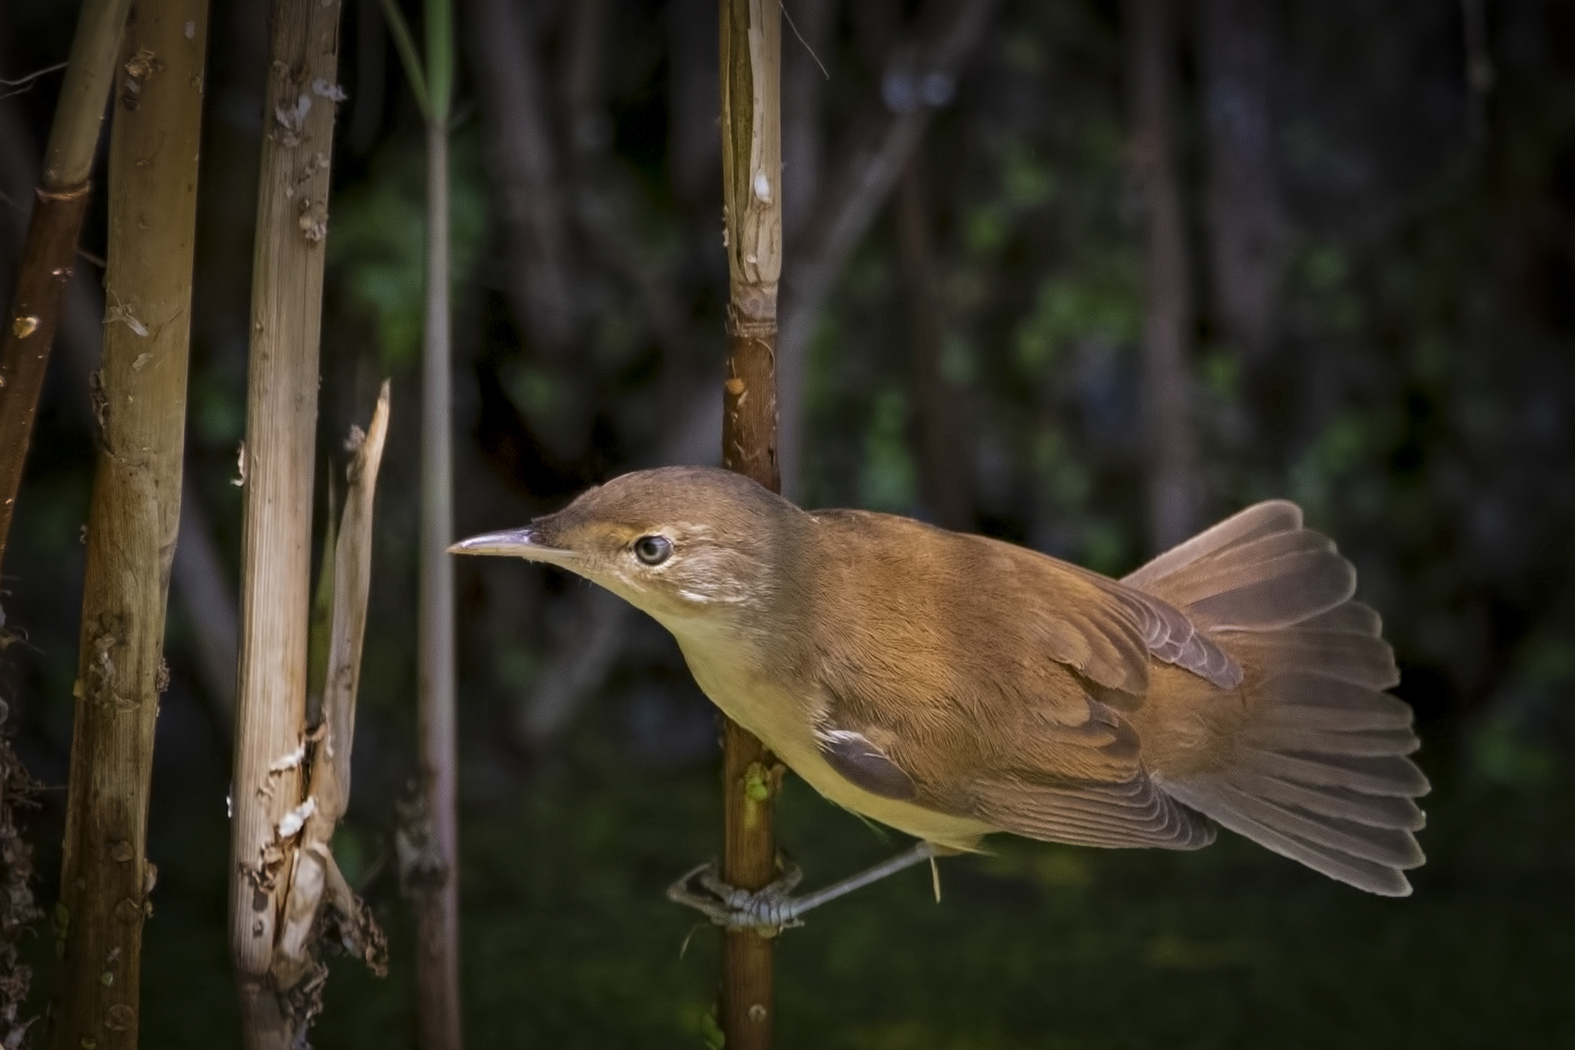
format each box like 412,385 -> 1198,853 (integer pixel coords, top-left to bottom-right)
965,772 -> 1215,850
813,683 -> 1214,851
1015,547 -> 1242,691
811,510 -> 1240,695
805,511 -> 1221,850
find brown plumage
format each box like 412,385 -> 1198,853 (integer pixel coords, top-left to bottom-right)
454,466 -> 1427,896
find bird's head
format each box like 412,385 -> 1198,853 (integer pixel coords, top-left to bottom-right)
451,466 -> 805,633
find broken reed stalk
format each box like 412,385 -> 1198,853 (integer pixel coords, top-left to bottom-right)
271,384 -> 392,1004
717,0 -> 782,1046
46,3 -> 210,1047
229,0 -> 346,1043
0,0 -> 131,570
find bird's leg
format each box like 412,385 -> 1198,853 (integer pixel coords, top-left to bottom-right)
666,840 -> 941,934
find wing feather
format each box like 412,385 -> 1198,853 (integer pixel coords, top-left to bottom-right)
803,511 -> 1235,852
817,680 -> 1212,851
964,531 -> 1242,692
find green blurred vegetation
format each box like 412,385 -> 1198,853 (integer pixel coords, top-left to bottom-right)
329,132 -> 490,371
110,723 -> 1575,1047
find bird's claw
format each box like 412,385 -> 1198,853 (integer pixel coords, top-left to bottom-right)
666,859 -> 807,934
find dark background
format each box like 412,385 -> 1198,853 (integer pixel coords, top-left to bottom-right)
3,0 -> 1574,1045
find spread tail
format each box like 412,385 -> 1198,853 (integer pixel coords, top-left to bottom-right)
1125,502 -> 1428,896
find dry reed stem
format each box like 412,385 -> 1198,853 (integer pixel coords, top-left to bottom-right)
718,1 -> 783,1046
272,384 -> 392,1002
47,3 -> 208,1046
411,116 -> 464,1050
229,0 -> 345,1043
0,0 -> 133,569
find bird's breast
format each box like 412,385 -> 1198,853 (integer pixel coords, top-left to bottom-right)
671,627 -> 995,850
672,627 -> 821,758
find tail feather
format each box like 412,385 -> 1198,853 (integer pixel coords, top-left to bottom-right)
1165,778 -> 1422,867
1302,600 -> 1383,636
1239,750 -> 1429,798
1248,777 -> 1425,832
1124,500 -> 1305,589
1128,501 -> 1428,897
1245,721 -> 1419,759
1235,632 -> 1399,690
1251,672 -> 1415,730
1139,529 -> 1339,606
1143,534 -> 1357,630
1159,779 -> 1414,897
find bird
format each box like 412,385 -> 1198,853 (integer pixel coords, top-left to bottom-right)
452,465 -> 1426,928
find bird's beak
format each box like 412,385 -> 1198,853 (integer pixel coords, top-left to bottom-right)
448,527 -> 575,564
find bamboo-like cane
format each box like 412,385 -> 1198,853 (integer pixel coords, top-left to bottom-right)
0,0 -> 131,569
717,2 -> 783,1046
229,0 -> 346,1043
46,3 -> 208,1047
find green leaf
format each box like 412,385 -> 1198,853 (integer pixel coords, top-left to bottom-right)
698,1010 -> 725,1050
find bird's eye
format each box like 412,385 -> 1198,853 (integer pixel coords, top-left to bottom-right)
633,535 -> 673,566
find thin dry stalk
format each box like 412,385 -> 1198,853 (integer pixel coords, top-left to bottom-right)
717,1 -> 783,1046
0,0 -> 131,569
1127,0 -> 1197,551
229,0 -> 346,1043
372,0 -> 466,1042
47,4 -> 209,1047
412,111 -> 464,1050
372,0 -> 464,1040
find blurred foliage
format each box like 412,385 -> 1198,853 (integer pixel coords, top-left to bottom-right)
329,130 -> 490,370
98,726 -> 1575,1047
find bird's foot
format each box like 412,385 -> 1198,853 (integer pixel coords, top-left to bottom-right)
666,860 -> 806,935
667,841 -> 943,935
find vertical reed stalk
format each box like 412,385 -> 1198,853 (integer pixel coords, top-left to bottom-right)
717,1 -> 783,1046
0,0 -> 131,569
47,2 -> 208,1047
414,76 -> 464,1050
375,0 -> 464,1040
229,0 -> 345,1043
